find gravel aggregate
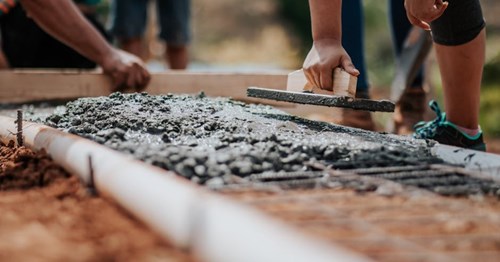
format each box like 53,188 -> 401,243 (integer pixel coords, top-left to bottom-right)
45,92 -> 442,184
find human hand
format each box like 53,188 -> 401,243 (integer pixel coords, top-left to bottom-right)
302,39 -> 359,91
100,49 -> 151,92
404,0 -> 448,30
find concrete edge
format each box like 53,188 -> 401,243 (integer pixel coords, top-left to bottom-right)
432,144 -> 500,181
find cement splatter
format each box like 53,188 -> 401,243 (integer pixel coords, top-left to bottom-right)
45,92 -> 441,185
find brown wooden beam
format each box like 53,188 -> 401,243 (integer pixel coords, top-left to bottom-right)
0,69 -> 289,102
0,70 -> 287,103
0,69 -> 340,118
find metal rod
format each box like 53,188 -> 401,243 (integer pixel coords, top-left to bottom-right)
15,109 -> 23,146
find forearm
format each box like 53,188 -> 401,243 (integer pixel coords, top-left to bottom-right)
309,0 -> 342,41
19,0 -> 113,66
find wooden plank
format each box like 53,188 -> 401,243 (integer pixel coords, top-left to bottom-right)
0,69 -> 343,119
0,69 -> 288,103
287,68 -> 357,98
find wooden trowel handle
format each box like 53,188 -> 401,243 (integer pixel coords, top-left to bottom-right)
287,68 -> 357,97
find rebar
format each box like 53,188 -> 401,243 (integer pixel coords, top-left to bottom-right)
15,109 -> 23,146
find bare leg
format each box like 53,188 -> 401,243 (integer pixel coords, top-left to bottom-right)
166,45 -> 188,69
120,37 -> 144,59
0,49 -> 9,69
434,29 -> 485,129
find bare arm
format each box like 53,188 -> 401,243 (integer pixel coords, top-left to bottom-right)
20,0 -> 111,66
310,0 -> 342,42
19,0 -> 150,91
303,0 -> 358,90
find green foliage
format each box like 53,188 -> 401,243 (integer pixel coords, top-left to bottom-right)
480,52 -> 500,137
276,0 -> 312,56
480,87 -> 500,137
483,52 -> 500,87
363,0 -> 394,87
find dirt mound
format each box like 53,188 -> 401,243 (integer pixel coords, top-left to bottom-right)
0,140 -> 69,190
0,142 -> 190,261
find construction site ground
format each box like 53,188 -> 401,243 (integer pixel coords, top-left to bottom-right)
222,187 -> 500,262
1,93 -> 500,261
0,143 -> 191,262
2,140 -> 499,261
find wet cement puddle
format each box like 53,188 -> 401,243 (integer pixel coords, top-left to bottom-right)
41,93 -> 444,185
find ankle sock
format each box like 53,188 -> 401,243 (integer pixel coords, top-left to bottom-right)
456,125 -> 481,137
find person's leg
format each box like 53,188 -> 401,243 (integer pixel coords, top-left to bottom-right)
435,31 -> 484,130
157,0 -> 190,69
342,0 -> 369,95
121,38 -> 143,58
389,0 -> 424,89
334,0 -> 375,131
0,49 -> 9,68
110,0 -> 148,58
432,0 -> 485,130
389,0 -> 427,134
413,0 -> 485,151
166,44 -> 188,70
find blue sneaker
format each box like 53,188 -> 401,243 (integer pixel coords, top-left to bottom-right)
413,101 -> 486,152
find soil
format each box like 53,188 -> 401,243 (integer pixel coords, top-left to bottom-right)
0,141 -> 190,262
223,188 -> 500,261
0,140 -> 68,190
45,92 -> 441,185
1,93 -> 499,261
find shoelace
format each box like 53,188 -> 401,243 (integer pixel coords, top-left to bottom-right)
413,100 -> 446,139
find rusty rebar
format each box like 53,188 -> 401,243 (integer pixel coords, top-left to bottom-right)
14,109 -> 23,147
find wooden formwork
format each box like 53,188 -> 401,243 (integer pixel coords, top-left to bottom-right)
0,69 -> 340,118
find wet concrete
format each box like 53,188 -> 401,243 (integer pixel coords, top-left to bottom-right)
247,87 -> 395,112
0,101 -> 67,122
44,92 -> 439,184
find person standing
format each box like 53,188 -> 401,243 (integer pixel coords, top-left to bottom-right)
1,0 -> 110,69
110,0 -> 191,69
303,0 -> 486,151
335,0 -> 427,133
0,0 -> 150,91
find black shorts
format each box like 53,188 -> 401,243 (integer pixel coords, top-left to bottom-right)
0,5 -> 111,68
430,0 -> 485,46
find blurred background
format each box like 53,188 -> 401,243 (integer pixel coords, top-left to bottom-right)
95,0 -> 500,138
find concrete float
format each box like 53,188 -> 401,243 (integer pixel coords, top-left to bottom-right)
0,115 -> 369,262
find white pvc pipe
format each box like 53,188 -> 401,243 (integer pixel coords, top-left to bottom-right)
197,196 -> 367,262
0,116 -> 369,262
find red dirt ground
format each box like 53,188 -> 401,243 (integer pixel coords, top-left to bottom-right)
224,188 -> 500,262
0,141 -> 191,262
485,138 -> 500,154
